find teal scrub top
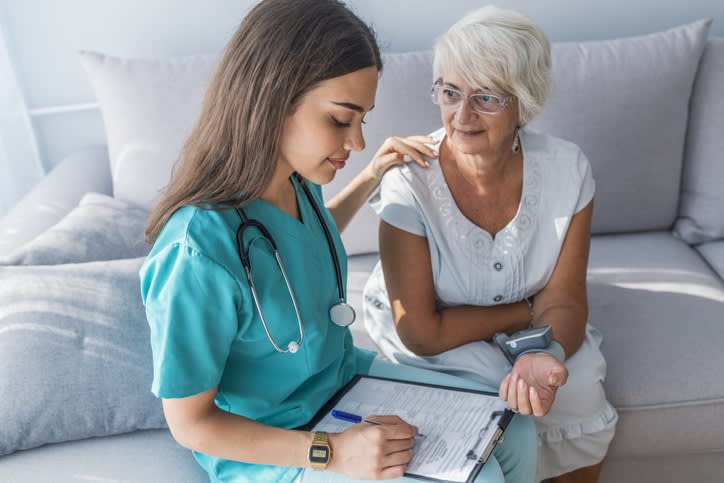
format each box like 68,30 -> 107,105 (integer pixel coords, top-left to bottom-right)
140,176 -> 375,483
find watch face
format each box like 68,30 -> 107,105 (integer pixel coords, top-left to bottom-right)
309,444 -> 330,464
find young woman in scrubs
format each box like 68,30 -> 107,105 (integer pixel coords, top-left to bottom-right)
140,1 -> 537,482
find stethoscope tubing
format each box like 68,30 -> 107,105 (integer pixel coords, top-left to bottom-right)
243,237 -> 305,353
235,174 -> 352,354
300,176 -> 346,304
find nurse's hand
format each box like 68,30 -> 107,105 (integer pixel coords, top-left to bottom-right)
327,415 -> 419,480
499,352 -> 568,417
367,135 -> 436,181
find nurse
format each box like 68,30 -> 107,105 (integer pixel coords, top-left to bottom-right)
140,1 -> 536,482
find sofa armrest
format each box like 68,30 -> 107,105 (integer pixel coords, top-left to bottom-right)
0,146 -> 111,256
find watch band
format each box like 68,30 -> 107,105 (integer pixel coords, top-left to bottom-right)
308,431 -> 332,470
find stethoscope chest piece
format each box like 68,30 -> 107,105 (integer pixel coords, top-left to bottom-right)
330,302 -> 356,327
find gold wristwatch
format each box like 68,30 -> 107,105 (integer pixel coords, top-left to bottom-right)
308,431 -> 332,470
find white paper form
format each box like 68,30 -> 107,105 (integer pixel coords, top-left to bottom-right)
310,377 -> 509,483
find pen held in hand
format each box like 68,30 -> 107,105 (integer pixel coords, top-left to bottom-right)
331,409 -> 426,438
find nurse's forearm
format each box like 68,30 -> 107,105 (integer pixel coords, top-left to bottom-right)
199,415 -> 313,467
162,390 -> 312,468
326,164 -> 379,232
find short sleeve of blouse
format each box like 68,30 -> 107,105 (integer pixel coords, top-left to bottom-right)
575,149 -> 596,213
140,243 -> 240,398
369,166 -> 426,237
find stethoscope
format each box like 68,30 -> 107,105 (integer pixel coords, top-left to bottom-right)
235,174 -> 356,354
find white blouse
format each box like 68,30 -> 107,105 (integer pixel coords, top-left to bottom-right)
366,127 -> 595,309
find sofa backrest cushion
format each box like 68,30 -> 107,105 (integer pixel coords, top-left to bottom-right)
530,19 -> 711,234
673,37 -> 724,245
81,19 -> 711,255
79,51 -> 218,210
0,192 -> 149,266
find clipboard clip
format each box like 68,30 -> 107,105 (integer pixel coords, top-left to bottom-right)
464,410 -> 505,464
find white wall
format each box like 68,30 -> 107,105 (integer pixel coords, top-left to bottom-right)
2,0 -> 723,173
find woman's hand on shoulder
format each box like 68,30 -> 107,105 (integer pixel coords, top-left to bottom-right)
499,353 -> 568,417
368,135 -> 437,180
327,415 -> 419,480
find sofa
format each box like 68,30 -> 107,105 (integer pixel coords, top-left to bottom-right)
1,17 -> 723,483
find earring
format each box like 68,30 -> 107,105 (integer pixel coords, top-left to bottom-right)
511,130 -> 520,153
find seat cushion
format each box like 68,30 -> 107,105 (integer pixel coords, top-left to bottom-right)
0,429 -> 206,483
588,232 -> 724,457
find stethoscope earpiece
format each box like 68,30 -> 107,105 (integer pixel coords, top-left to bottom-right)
236,175 -> 356,354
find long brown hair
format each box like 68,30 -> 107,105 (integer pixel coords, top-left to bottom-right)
145,0 -> 382,243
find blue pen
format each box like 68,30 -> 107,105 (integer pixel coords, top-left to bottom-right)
331,409 -> 425,438
331,409 -> 364,424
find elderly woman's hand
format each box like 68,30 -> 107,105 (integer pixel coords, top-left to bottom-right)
368,135 -> 437,180
499,353 -> 568,417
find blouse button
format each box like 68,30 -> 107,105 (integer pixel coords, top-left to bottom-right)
493,295 -> 503,302
493,262 -> 503,271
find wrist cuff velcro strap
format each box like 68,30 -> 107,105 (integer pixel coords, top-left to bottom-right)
517,340 -> 566,363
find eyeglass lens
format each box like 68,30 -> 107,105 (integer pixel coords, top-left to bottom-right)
433,86 -> 505,114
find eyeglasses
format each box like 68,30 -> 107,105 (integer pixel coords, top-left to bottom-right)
431,83 -> 514,115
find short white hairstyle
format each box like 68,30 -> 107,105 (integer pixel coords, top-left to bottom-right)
433,5 -> 551,125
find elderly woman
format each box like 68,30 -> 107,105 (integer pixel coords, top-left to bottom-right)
363,6 -> 618,483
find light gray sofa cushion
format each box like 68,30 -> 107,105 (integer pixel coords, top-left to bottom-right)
0,257 -> 165,456
529,19 -> 711,234
0,193 -> 149,265
0,429 -> 205,483
674,37 -> 724,245
79,51 -> 218,212
587,232 -> 724,457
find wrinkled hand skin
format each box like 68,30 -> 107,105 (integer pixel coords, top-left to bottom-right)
498,353 -> 568,417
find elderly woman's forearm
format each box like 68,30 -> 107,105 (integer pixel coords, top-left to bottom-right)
394,300 -> 532,355
533,304 -> 588,357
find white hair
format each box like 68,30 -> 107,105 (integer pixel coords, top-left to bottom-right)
433,5 -> 551,125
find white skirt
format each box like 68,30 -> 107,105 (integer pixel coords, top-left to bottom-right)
363,286 -> 619,481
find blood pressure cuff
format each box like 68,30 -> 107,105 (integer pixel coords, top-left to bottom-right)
494,325 -> 566,365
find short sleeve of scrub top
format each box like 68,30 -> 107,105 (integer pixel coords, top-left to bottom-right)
141,240 -> 240,398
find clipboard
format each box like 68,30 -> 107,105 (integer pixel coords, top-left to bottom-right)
302,375 -> 514,483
